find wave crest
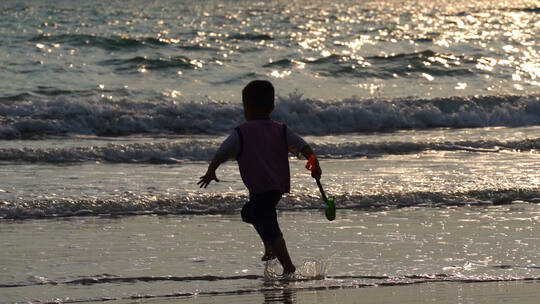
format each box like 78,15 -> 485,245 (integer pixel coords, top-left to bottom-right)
0,94 -> 538,139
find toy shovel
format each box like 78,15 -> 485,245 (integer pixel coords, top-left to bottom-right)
306,155 -> 336,221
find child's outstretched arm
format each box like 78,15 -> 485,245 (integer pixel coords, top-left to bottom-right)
197,154 -> 226,188
197,131 -> 240,188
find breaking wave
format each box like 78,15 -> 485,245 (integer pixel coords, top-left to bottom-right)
1,94 -> 538,139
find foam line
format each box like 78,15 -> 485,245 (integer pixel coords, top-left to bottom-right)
1,189 -> 538,220
0,138 -> 537,163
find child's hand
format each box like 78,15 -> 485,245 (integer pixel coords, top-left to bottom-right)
197,170 -> 219,188
305,153 -> 322,180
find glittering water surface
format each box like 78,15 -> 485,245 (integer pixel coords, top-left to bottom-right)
1,0 -> 539,303
1,0 -> 538,102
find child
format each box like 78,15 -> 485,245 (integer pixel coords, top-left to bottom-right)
197,80 -> 321,275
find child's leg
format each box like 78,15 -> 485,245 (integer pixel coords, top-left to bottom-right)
244,191 -> 290,270
253,224 -> 276,261
269,236 -> 295,274
262,241 -> 275,261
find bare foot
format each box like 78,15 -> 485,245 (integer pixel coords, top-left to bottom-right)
283,266 -> 296,275
268,237 -> 296,275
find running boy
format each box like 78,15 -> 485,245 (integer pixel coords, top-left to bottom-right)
197,80 -> 321,275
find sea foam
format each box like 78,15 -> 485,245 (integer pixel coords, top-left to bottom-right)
2,189 -> 538,220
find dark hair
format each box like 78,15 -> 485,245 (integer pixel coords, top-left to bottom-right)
242,80 -> 274,113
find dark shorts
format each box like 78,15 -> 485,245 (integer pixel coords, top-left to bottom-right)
241,190 -> 283,242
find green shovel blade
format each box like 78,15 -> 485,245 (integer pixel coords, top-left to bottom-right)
315,179 -> 335,221
325,197 -> 336,221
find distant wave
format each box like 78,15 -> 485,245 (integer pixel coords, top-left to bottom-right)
28,32 -> 273,53
99,56 -> 197,72
507,7 -> 540,13
28,33 -> 224,53
1,94 -> 538,139
229,33 -> 274,40
0,138 -> 537,164
1,189 -> 538,220
273,50 -> 477,78
29,33 -> 169,50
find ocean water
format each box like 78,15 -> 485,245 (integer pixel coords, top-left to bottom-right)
1,0 -> 539,303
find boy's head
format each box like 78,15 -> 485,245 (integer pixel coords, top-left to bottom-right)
242,80 -> 274,119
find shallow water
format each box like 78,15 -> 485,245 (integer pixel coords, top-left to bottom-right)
2,206 -> 538,303
1,134 -> 539,219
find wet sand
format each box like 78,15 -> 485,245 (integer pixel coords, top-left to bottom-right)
169,280 -> 540,304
